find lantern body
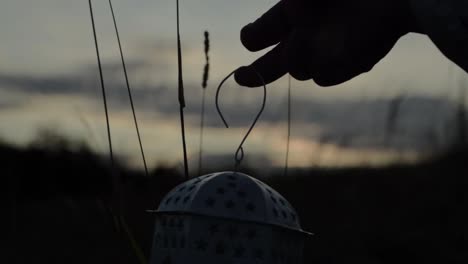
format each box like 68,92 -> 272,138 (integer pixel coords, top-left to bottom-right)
149,171 -> 311,264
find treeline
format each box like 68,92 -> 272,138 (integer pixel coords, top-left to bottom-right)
1,134 -> 466,264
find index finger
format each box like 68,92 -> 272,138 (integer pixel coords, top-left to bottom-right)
241,1 -> 291,52
235,42 -> 288,87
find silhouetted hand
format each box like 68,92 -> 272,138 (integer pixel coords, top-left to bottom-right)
234,0 -> 420,87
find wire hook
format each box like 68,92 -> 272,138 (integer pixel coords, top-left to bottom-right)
215,68 -> 267,169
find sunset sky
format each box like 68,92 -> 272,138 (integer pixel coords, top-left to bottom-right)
1,0 -> 467,171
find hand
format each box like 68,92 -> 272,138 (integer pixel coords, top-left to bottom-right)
234,0 -> 419,87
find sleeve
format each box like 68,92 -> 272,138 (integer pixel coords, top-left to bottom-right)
410,0 -> 468,72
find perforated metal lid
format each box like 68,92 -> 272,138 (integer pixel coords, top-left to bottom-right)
156,171 -> 308,233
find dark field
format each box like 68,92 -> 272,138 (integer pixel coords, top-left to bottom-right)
1,136 -> 466,264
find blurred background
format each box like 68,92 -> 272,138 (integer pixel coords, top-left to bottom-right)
1,0 -> 467,169
1,1 -> 466,264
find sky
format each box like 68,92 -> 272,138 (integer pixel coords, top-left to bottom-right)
0,0 -> 467,171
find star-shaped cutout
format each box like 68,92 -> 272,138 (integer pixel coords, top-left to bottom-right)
209,223 -> 219,234
246,229 -> 256,240
225,200 -> 235,209
237,190 -> 246,198
234,245 -> 245,258
215,241 -> 225,255
270,196 -> 278,204
205,197 -> 215,207
282,210 -> 287,219
226,225 -> 238,238
279,198 -> 286,206
168,218 -> 175,227
177,218 -> 184,230
290,212 -> 297,221
253,248 -> 264,259
153,234 -> 161,247
195,239 -> 208,251
193,179 -> 202,185
271,249 -> 279,260
163,236 -> 169,248
171,237 -> 177,248
180,237 -> 186,248
162,256 -> 172,264
272,208 -> 279,218
246,203 -> 255,212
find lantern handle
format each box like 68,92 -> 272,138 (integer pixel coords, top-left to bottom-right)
215,68 -> 267,169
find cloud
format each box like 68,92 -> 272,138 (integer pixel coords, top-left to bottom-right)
0,101 -> 21,110
0,73 -> 82,94
2,32 -> 467,158
0,68 -> 463,154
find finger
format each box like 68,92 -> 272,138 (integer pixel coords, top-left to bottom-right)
286,28 -> 314,81
286,28 -> 356,86
241,1 -> 291,52
235,43 -> 288,87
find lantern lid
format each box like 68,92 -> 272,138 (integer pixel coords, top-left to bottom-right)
154,171 -> 311,234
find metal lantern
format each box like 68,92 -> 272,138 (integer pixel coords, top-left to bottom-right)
149,171 -> 313,264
